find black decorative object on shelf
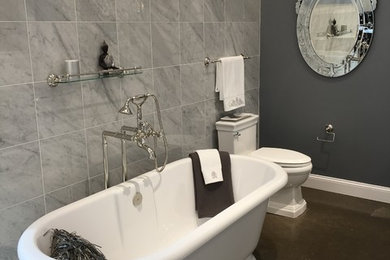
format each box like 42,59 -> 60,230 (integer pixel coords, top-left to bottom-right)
99,41 -> 118,70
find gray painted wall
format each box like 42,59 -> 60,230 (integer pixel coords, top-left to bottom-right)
260,0 -> 390,187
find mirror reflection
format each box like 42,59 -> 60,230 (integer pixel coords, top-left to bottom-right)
310,0 -> 359,64
296,0 -> 375,77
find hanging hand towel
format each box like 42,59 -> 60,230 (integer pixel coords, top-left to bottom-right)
215,56 -> 245,111
195,149 -> 223,184
189,151 -> 234,217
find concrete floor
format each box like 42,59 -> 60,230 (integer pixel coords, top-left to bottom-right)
255,187 -> 390,260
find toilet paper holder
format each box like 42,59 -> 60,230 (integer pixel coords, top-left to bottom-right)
316,124 -> 335,143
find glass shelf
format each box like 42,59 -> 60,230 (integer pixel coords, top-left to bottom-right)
47,66 -> 143,87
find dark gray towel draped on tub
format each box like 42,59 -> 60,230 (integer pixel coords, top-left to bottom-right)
189,151 -> 234,218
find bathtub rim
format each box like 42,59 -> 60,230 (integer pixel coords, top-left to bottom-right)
141,155 -> 287,259
17,155 -> 287,260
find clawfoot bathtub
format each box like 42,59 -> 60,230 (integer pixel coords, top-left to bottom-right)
18,155 -> 287,260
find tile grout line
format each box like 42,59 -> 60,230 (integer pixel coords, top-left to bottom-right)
148,0 -> 155,114
43,178 -> 90,199
203,0 -> 206,106
178,0 -> 183,119
0,20 -> 258,24
0,119 -> 126,153
204,0 -> 209,144
0,139 -> 39,152
178,0 -> 182,65
114,0 -> 126,184
0,173 -> 94,213
23,0 -> 48,214
179,0 -> 184,152
149,0 -> 154,68
73,0 -> 92,195
149,0 -> 155,123
0,195 -> 45,213
223,0 -> 227,56
74,0 -> 83,129
0,81 -> 35,88
0,20 -> 244,24
113,0 -> 124,128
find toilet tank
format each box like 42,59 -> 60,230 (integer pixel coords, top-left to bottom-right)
216,113 -> 259,155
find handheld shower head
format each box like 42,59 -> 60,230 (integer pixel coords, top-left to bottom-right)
119,93 -> 151,115
119,100 -> 133,115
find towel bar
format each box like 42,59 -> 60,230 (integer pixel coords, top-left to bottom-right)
204,54 -> 250,66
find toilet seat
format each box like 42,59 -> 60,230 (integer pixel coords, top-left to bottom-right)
250,147 -> 312,168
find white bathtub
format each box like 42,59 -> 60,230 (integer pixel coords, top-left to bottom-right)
18,155 -> 287,260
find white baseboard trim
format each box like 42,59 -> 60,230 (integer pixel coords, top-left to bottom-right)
303,174 -> 390,204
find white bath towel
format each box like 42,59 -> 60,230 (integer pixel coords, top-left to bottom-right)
196,149 -> 223,185
215,56 -> 245,111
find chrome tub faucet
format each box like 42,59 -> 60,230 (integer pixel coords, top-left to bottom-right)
102,93 -> 168,189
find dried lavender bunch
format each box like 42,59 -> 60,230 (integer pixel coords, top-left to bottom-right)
44,229 -> 107,260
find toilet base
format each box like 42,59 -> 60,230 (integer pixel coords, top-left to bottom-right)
266,186 -> 307,218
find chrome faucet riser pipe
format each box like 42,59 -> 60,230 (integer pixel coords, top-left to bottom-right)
102,135 -> 109,189
103,130 -> 136,189
121,137 -> 127,183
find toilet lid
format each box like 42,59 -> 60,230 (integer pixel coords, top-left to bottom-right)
250,147 -> 311,167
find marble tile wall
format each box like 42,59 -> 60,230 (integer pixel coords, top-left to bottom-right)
0,0 -> 260,258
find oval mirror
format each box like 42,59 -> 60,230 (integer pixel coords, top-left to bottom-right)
296,0 -> 376,77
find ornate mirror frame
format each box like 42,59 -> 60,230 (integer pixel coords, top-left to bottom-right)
296,0 -> 376,77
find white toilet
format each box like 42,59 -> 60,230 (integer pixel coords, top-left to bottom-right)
216,113 -> 312,218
